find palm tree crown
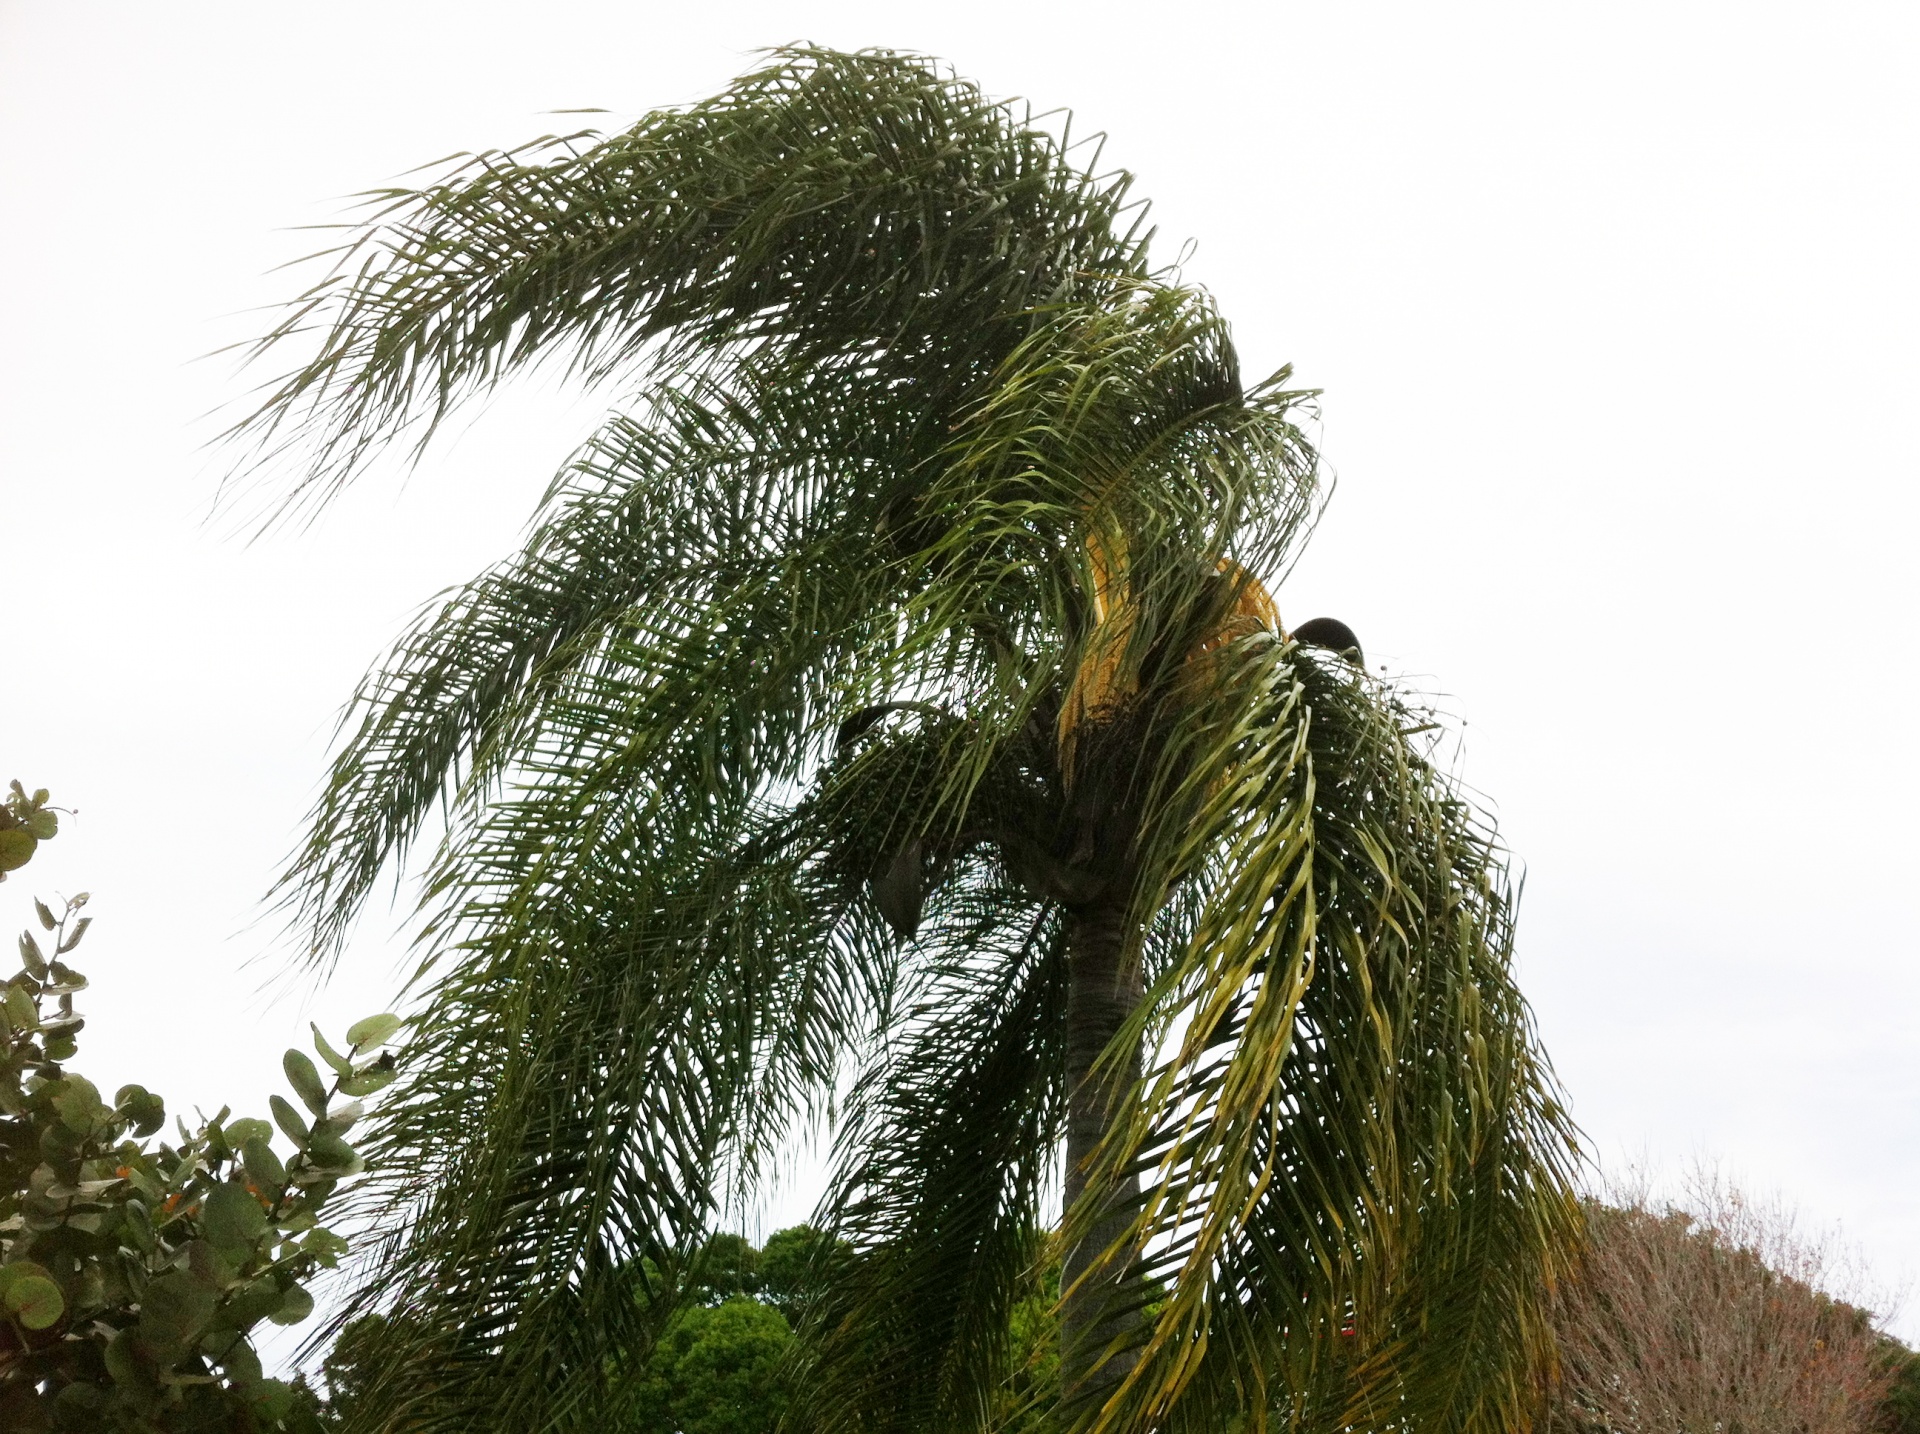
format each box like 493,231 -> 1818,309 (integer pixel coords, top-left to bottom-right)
240,46 -> 1580,1434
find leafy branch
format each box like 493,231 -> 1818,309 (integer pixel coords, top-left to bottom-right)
0,800 -> 402,1432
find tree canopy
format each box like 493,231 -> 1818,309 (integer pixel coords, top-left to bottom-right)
238,46 -> 1582,1434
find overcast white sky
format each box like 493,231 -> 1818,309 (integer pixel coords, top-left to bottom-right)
3,0 -> 1915,1349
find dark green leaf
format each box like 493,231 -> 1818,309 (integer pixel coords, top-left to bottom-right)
117,1086 -> 166,1138
282,1049 -> 329,1117
268,1282 -> 315,1326
252,1378 -> 295,1420
269,1094 -> 310,1150
217,1335 -> 265,1386
138,1272 -> 217,1357
201,1181 -> 269,1257
306,1131 -> 359,1173
16,932 -> 45,981
5,1273 -> 64,1329
221,1279 -> 286,1334
242,1135 -> 286,1190
105,1326 -> 153,1393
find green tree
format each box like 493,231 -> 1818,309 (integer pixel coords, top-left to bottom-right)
322,1230 -> 825,1432
239,46 -> 1581,1434
633,1297 -> 792,1434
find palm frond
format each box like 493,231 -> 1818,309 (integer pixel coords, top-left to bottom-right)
278,360 -> 914,966
231,46 -> 1149,518
1062,646 -> 1581,1434
792,881 -> 1065,1434
332,789 -> 891,1432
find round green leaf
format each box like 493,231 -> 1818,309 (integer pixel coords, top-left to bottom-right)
120,1089 -> 165,1137
105,1326 -> 153,1392
217,1335 -> 264,1386
6,1272 -> 65,1329
241,1135 -> 286,1190
24,810 -> 56,840
52,1075 -> 105,1134
0,829 -> 36,872
53,1381 -> 106,1417
344,1013 -> 402,1050
268,1282 -> 314,1326
306,1131 -> 360,1173
0,1261 -> 48,1295
221,1278 -> 285,1333
223,1116 -> 271,1148
252,1377 -> 295,1420
200,1181 -> 269,1257
138,1272 -> 216,1357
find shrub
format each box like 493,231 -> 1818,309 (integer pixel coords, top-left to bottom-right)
317,1227 -> 835,1431
0,785 -> 398,1431
1545,1172 -> 1901,1433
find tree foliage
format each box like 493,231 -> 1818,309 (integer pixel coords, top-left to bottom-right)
0,782 -> 61,881
0,795 -> 397,1431
1883,1343 -> 1920,1434
322,1228 -> 835,1432
1544,1178 -> 1907,1434
237,47 -> 1583,1434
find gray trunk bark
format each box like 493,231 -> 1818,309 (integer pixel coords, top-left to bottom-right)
1060,900 -> 1145,1407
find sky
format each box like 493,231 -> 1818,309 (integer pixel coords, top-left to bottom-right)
2,0 -> 1916,1350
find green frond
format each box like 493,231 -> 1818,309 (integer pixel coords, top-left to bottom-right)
330,793 -> 892,1432
792,890 -> 1065,1434
231,45 -> 1149,519
278,362 -> 914,967
1063,648 -> 1582,1434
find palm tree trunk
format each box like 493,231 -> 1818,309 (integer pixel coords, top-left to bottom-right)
1061,900 -> 1145,1406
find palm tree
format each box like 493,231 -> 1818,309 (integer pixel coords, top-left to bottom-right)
239,47 -> 1580,1434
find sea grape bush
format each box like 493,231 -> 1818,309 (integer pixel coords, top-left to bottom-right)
0,787 -> 398,1431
